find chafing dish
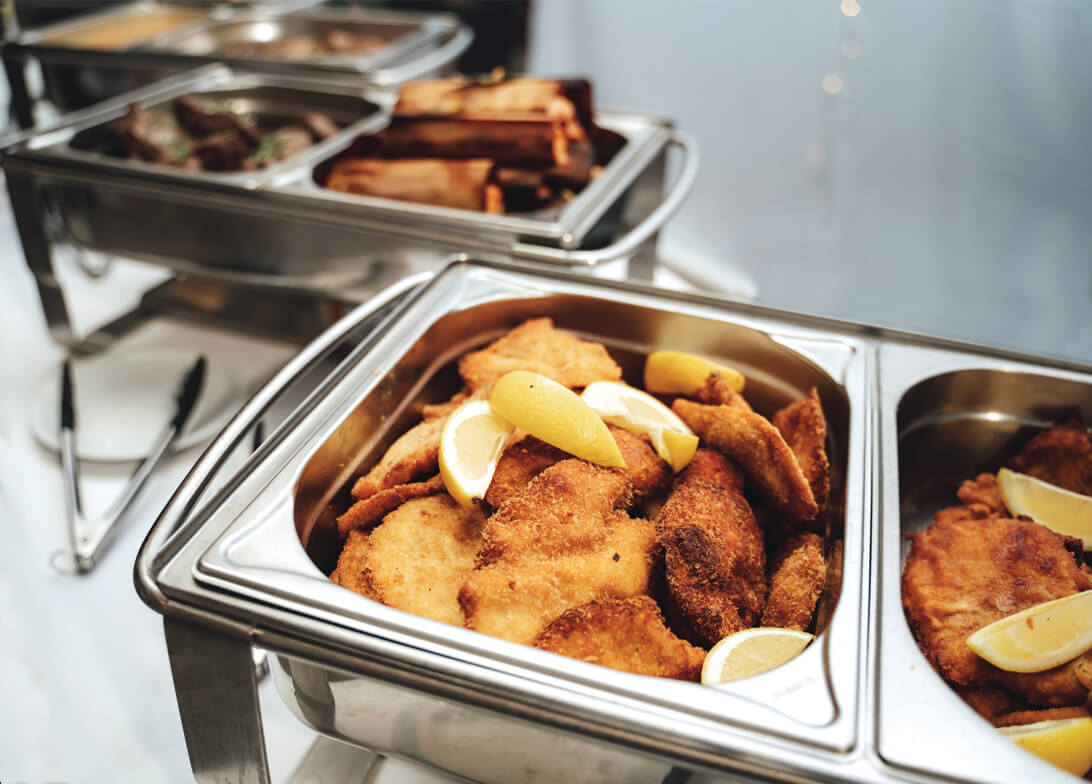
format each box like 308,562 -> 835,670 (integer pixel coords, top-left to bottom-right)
1,1 -> 471,124
136,258 -> 870,783
2,65 -> 697,349
875,341 -> 1092,784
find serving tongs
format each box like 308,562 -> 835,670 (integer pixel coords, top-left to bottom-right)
53,355 -> 206,575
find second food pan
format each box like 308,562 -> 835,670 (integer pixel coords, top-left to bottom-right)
875,341 -> 1092,784
136,257 -> 870,783
2,66 -> 697,345
1,1 -> 471,122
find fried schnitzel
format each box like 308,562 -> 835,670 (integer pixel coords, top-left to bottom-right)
458,317 -> 622,393
656,449 -> 767,646
772,388 -> 830,514
761,532 -> 825,632
673,375 -> 818,521
460,459 -> 656,645
351,416 -> 445,500
535,596 -> 707,681
333,494 -> 485,626
902,515 -> 1092,707
1008,420 -> 1092,496
483,427 -> 669,511
337,474 -> 445,536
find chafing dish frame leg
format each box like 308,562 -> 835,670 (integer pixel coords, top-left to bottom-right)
3,53 -> 35,130
7,168 -> 79,345
165,617 -> 272,784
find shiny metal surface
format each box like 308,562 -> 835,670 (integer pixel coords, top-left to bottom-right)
874,342 -> 1092,784
3,1 -> 468,117
138,259 -> 872,783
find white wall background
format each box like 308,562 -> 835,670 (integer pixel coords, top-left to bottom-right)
529,1 -> 1092,362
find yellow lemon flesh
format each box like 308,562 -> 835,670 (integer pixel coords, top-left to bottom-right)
439,400 -> 515,508
489,371 -> 626,469
998,467 -> 1092,550
966,590 -> 1092,673
700,628 -> 814,685
1000,718 -> 1092,777
644,350 -> 745,397
581,380 -> 698,472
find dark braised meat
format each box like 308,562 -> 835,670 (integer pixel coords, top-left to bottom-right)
116,105 -> 193,166
116,95 -> 340,173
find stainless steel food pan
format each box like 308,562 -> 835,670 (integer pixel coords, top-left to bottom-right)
2,1 -> 470,119
8,0 -> 318,31
136,258 -> 871,784
874,341 -> 1092,784
3,66 -> 696,346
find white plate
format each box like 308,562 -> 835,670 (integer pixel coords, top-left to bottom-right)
32,349 -> 240,462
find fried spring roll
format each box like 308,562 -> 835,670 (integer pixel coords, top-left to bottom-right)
376,118 -> 560,166
325,158 -> 503,213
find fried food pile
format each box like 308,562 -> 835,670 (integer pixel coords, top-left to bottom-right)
330,318 -> 834,682
323,76 -> 612,214
902,420 -> 1092,727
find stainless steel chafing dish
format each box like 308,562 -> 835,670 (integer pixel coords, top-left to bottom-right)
136,258 -> 1092,783
1,1 -> 471,123
2,65 -> 697,349
136,257 -> 870,783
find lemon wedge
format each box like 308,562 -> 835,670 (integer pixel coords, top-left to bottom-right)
439,400 -> 515,507
644,350 -> 745,397
1000,718 -> 1092,777
489,371 -> 626,469
581,380 -> 698,472
998,467 -> 1092,550
700,628 -> 814,684
966,590 -> 1092,673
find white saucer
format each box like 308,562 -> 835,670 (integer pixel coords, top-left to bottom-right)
32,348 -> 239,462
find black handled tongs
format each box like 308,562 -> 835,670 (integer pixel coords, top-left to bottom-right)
54,354 -> 206,575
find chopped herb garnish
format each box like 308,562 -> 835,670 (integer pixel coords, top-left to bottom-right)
251,133 -> 285,164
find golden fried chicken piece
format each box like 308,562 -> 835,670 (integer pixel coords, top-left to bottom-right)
1009,420 -> 1092,496
772,388 -> 830,514
457,317 -> 622,393
460,459 -> 655,645
333,495 -> 485,626
656,449 -> 767,646
673,376 -> 818,521
337,475 -> 445,537
460,513 -> 656,645
483,427 -> 669,511
477,459 -> 633,566
957,686 -> 1092,728
351,416 -> 445,500
761,532 -> 826,631
956,473 -> 1005,515
534,596 -> 707,681
484,436 -> 568,508
903,515 -> 1092,707
609,426 -> 672,504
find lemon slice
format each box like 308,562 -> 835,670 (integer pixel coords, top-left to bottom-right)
439,400 -> 515,507
581,380 -> 698,472
1000,718 -> 1092,777
701,628 -> 814,684
489,371 -> 626,469
644,350 -> 745,397
966,591 -> 1092,673
998,467 -> 1092,549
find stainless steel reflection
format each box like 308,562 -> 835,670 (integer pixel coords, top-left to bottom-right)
138,259 -> 871,783
874,342 -> 1092,784
2,1 -> 468,116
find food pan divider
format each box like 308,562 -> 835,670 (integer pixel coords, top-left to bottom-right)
137,258 -> 876,784
873,340 -> 1092,784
